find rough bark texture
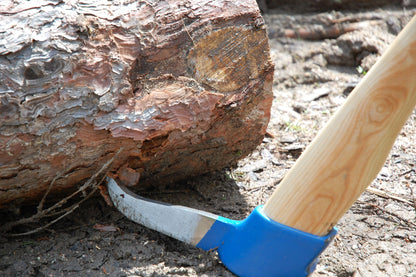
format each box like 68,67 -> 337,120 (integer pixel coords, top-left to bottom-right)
0,0 -> 273,208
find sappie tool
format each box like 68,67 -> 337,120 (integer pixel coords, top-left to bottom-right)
108,15 -> 416,276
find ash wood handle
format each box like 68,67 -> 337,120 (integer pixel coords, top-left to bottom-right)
263,15 -> 416,236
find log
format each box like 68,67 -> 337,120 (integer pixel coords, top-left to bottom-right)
0,0 -> 273,208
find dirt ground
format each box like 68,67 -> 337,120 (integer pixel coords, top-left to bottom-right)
2,3 -> 416,277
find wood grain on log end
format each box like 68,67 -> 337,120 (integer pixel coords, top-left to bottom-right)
0,0 -> 273,208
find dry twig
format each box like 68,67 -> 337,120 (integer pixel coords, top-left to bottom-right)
405,182 -> 416,214
366,186 -> 414,206
369,203 -> 416,229
1,148 -> 123,236
269,20 -> 381,41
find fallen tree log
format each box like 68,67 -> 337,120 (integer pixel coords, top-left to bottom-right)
0,0 -> 273,208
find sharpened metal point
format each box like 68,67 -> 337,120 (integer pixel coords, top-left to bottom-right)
198,206 -> 337,277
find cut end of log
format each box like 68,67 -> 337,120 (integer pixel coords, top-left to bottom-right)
0,0 -> 274,208
188,27 -> 270,92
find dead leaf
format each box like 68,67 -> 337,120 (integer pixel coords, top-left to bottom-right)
93,224 -> 118,232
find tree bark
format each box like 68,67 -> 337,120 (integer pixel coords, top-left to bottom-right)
0,0 -> 273,208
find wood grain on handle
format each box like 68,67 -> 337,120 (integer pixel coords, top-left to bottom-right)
263,15 -> 416,236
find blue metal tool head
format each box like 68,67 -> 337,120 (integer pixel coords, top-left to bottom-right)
108,178 -> 337,277
198,206 -> 337,277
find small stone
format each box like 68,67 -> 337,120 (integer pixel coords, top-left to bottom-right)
377,167 -> 390,179
240,159 -> 267,173
280,135 -> 297,144
303,87 -> 330,102
261,149 -> 273,160
248,171 -> 258,181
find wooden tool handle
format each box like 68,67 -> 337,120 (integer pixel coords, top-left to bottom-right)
263,15 -> 416,236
